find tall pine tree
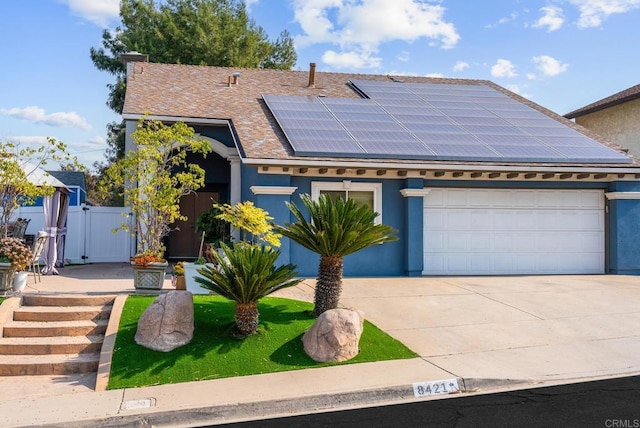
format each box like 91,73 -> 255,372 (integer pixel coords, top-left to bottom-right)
90,0 -> 297,205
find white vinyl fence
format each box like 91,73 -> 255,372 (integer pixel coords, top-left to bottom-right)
17,205 -> 132,264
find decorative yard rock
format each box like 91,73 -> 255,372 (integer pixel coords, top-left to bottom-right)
135,290 -> 194,352
303,308 -> 365,362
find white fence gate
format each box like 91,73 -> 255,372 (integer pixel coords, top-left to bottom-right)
17,205 -> 132,264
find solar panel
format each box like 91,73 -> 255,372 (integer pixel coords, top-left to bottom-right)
262,81 -> 632,164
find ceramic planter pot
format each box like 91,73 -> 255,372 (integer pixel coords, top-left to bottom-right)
12,271 -> 28,293
131,262 -> 168,294
0,263 -> 15,294
183,262 -> 214,294
174,275 -> 186,290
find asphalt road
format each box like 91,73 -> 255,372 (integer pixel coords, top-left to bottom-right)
215,375 -> 640,428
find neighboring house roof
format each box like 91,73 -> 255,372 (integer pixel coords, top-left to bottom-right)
20,162 -> 68,189
122,62 -> 636,168
46,170 -> 86,191
565,84 -> 640,119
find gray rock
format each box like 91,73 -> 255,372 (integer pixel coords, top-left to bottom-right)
135,291 -> 194,352
303,308 -> 365,362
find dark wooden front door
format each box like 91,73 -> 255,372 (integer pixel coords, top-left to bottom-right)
167,191 -> 218,259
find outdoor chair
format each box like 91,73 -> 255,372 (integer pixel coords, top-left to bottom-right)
7,218 -> 30,240
28,231 -> 48,283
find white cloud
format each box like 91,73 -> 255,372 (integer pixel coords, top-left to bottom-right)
532,55 -> 569,76
570,0 -> 640,28
0,106 -> 92,131
245,0 -> 260,11
58,0 -> 120,28
532,6 -> 565,31
322,49 -> 382,68
453,61 -> 469,72
504,84 -> 530,99
293,0 -> 460,69
526,73 -> 537,80
424,73 -> 444,78
5,136 -> 49,146
387,70 -> 419,76
485,11 -> 519,28
397,51 -> 410,62
7,135 -> 108,169
491,59 -> 518,78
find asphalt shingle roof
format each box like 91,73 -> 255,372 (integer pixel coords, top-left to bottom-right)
122,62 -> 636,167
564,83 -> 640,119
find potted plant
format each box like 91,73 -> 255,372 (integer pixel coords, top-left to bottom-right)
194,204 -> 230,263
172,261 -> 186,290
183,256 -> 213,294
99,117 -> 211,293
0,237 -> 33,294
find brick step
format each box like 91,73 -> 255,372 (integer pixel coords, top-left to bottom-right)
0,353 -> 100,376
2,320 -> 108,338
21,295 -> 115,308
0,336 -> 104,355
13,305 -> 112,322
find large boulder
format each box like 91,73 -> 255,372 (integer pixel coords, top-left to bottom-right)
303,308 -> 365,363
135,291 -> 194,352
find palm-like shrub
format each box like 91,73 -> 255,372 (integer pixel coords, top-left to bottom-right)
195,243 -> 301,336
275,194 -> 398,316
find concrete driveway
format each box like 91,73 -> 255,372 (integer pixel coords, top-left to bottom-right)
294,274 -> 640,383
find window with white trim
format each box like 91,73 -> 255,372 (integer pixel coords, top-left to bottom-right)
311,181 -> 383,224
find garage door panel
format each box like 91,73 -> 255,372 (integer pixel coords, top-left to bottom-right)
580,191 -> 603,208
445,189 -> 470,207
493,255 -> 514,272
470,210 -> 491,229
493,233 -> 513,251
424,232 -> 445,251
470,233 -> 491,250
492,190 -> 513,207
446,211 -> 468,229
447,254 -> 469,273
470,254 -> 492,272
447,233 -> 468,250
424,210 -> 445,228
424,188 -> 604,275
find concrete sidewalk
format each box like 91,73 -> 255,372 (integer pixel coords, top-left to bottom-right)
1,265 -> 640,427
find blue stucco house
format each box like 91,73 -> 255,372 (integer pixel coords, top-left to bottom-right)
122,60 -> 640,277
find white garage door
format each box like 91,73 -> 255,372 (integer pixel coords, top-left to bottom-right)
423,188 -> 605,275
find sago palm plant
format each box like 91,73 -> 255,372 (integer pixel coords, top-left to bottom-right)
275,193 -> 397,316
195,243 -> 302,336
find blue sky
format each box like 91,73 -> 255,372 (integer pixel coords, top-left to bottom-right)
1,0 -> 639,169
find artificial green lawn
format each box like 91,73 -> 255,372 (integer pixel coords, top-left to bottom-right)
108,295 -> 416,389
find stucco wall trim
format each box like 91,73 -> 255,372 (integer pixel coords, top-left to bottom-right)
605,192 -> 640,200
250,186 -> 297,195
400,188 -> 431,198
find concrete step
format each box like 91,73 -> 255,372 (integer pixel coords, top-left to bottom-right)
21,295 -> 115,307
0,353 -> 100,376
2,320 -> 108,338
0,336 -> 104,355
12,305 -> 112,322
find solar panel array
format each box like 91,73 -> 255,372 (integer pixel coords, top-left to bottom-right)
262,80 -> 631,164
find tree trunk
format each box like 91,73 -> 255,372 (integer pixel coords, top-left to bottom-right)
234,301 -> 259,336
314,255 -> 343,316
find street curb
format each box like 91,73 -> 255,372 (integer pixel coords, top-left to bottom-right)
39,385 -> 427,427
39,377 -> 534,428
